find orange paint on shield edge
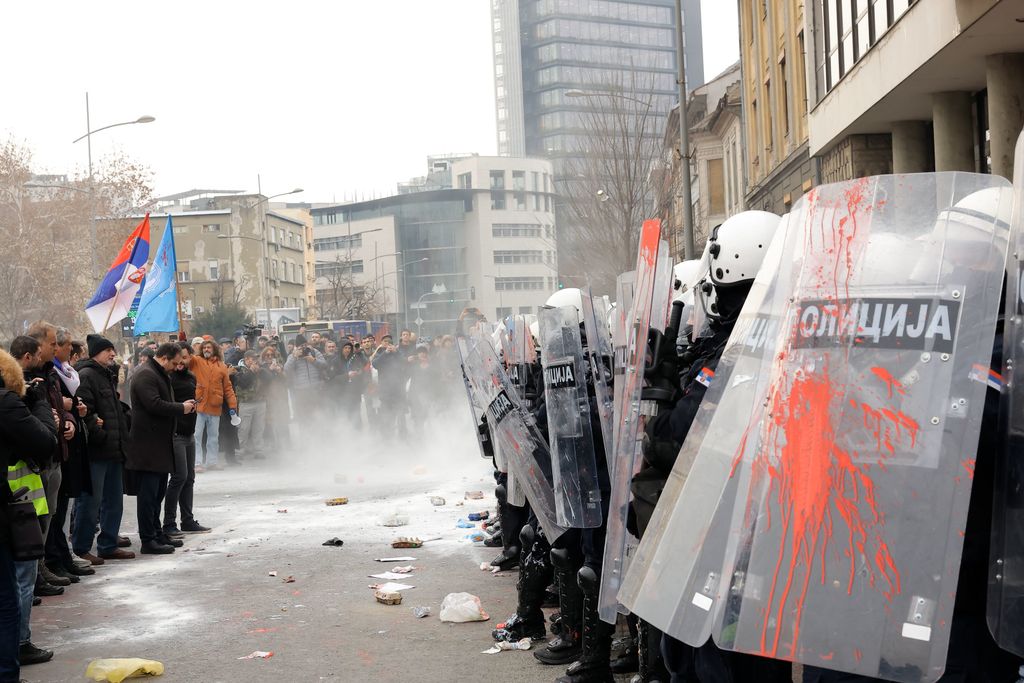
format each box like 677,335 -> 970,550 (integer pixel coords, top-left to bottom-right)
870,366 -> 906,398
961,459 -> 976,479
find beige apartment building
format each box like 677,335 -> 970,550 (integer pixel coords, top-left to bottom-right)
148,190 -> 309,330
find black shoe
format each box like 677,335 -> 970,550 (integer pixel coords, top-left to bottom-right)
483,533 -> 504,548
61,562 -> 95,577
140,541 -> 175,555
535,548 -> 584,666
117,535 -> 131,548
158,535 -> 184,548
18,641 -> 53,665
33,582 -> 64,598
180,521 -> 212,534
555,566 -> 614,683
31,597 -> 41,607
490,545 -> 520,571
162,527 -> 185,538
493,525 -> 550,642
37,565 -> 70,587
45,565 -> 80,584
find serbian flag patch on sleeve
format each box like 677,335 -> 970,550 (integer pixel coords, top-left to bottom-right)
969,363 -> 1003,392
696,367 -> 714,388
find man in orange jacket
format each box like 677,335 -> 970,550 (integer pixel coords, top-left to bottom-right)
190,339 -> 237,471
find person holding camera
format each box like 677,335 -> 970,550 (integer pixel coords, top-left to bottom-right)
284,335 -> 327,426
371,334 -> 408,438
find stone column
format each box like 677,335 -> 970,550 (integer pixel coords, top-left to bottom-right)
932,92 -> 975,172
986,54 -> 1024,180
891,121 -> 932,174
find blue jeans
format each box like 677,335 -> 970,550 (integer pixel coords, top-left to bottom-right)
72,460 -> 124,556
13,561 -> 35,645
195,413 -> 220,466
0,545 -> 21,681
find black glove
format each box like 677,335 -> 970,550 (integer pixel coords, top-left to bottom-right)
641,422 -> 681,476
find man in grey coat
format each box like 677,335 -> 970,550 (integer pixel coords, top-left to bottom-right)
284,334 -> 326,425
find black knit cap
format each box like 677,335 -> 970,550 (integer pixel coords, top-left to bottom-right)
87,334 -> 115,358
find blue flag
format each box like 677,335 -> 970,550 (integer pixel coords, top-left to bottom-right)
133,215 -> 180,334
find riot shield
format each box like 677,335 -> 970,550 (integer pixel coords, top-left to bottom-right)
629,174 -> 1011,682
581,287 -> 615,471
597,220 -> 674,623
990,131 -> 1024,657
618,214 -> 790,646
458,335 -> 566,542
539,305 -> 602,529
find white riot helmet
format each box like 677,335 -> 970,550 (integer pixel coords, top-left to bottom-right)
545,288 -> 585,323
529,319 -> 540,342
708,210 -> 783,288
672,259 -> 706,304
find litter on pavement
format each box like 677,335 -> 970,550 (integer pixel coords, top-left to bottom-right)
382,512 -> 409,527
370,571 -> 416,580
482,638 -> 532,654
375,589 -> 403,605
322,537 -> 344,547
439,592 -> 489,623
375,556 -> 417,562
391,565 -> 416,573
369,582 -> 415,592
325,497 -> 349,506
429,496 -> 445,506
85,657 -> 165,682
411,606 -> 431,618
267,571 -> 278,577
237,651 -> 274,660
468,511 -> 490,521
456,519 -> 476,529
391,537 -> 423,548
464,490 -> 484,500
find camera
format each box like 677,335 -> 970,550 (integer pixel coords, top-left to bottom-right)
302,347 -> 313,357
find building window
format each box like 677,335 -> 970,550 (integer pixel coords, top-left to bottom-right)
458,172 -> 472,189
313,235 -> 362,251
202,224 -> 220,233
514,192 -> 527,210
494,250 -> 543,264
208,259 -> 219,280
532,171 -> 540,191
272,260 -> 278,278
491,191 -> 506,210
173,226 -> 188,235
496,306 -> 512,319
490,170 -> 505,190
315,260 -> 364,278
493,223 -> 542,238
178,270 -> 191,283
512,171 -> 525,191
519,306 -> 533,315
494,276 -> 545,291
780,56 -> 790,136
708,158 -> 726,216
544,196 -> 551,212
533,193 -> 541,210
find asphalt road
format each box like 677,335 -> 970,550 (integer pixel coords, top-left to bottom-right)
22,452 -> 566,683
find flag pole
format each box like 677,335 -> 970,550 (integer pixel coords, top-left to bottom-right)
170,221 -> 187,340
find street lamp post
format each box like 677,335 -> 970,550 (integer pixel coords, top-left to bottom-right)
72,93 -> 156,283
566,84 -> 695,258
399,257 -> 429,330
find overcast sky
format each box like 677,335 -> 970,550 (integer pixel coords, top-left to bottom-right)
2,0 -> 738,203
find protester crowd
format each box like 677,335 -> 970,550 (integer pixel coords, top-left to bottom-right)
0,321 -> 463,681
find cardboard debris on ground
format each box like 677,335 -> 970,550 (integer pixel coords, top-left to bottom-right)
375,590 -> 402,605
370,572 -> 416,581
368,582 -> 415,592
238,651 -> 274,660
482,638 -> 532,654
322,537 -> 344,547
464,491 -> 484,500
429,496 -> 445,506
375,556 -> 417,562
382,513 -> 409,527
391,537 -> 423,549
391,565 -> 416,574
325,497 -> 349,506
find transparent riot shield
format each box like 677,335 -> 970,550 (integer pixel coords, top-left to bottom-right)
627,174 -> 1011,682
539,305 -> 602,529
458,335 -> 566,542
990,131 -> 1024,657
618,214 -> 790,646
597,220 -> 674,623
582,287 -> 615,471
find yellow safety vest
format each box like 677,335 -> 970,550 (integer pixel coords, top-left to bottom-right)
7,461 -> 48,517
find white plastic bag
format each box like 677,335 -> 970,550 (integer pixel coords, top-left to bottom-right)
439,592 -> 489,622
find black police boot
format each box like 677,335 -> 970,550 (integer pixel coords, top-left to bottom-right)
492,524 -> 550,642
630,619 -> 669,683
556,566 -> 614,683
610,614 -> 639,674
489,485 -> 521,569
534,547 -> 584,665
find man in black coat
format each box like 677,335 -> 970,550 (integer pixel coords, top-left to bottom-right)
73,335 -> 135,565
126,343 -> 196,554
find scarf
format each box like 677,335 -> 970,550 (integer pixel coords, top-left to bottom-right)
53,358 -> 81,396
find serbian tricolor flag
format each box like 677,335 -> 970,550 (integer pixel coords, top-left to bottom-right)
85,214 -> 151,333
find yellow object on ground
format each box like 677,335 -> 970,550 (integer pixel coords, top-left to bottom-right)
85,658 -> 164,682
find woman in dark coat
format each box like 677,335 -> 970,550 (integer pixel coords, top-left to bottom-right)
125,344 -> 196,554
